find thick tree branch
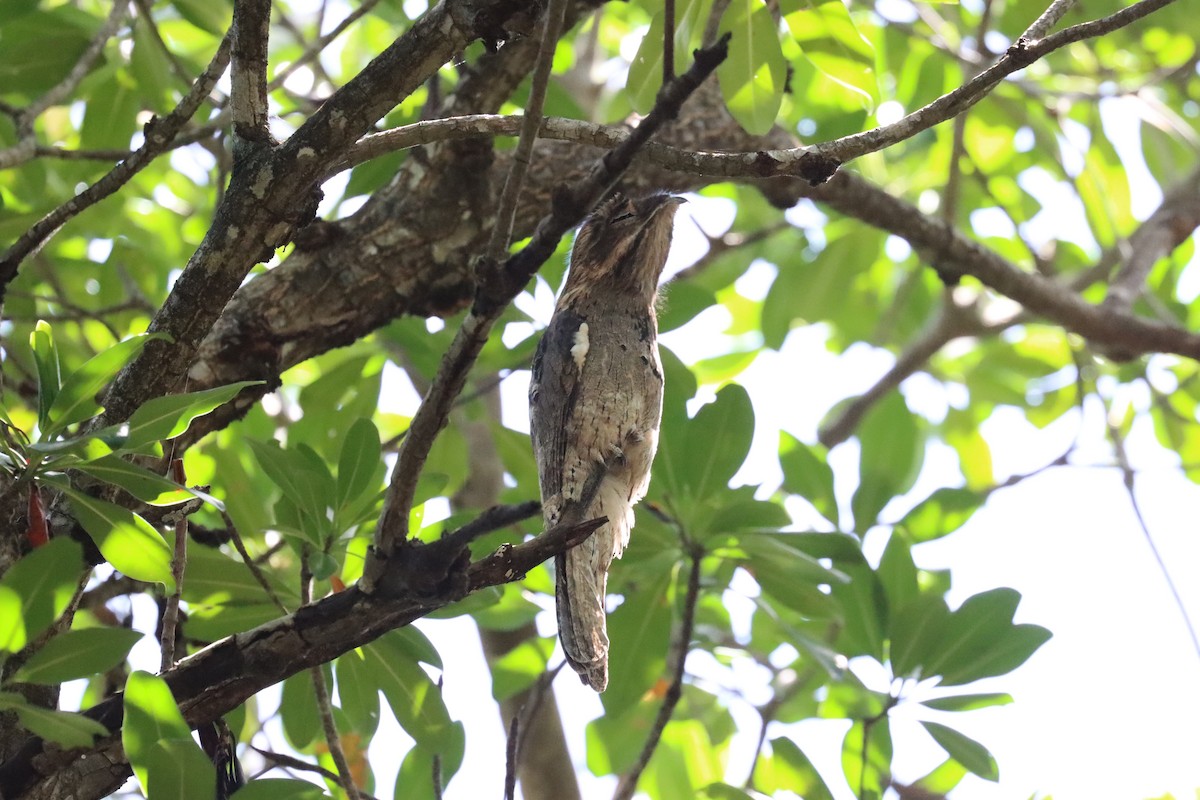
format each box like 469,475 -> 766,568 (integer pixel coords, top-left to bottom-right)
0,514 -> 604,800
91,0 -> 540,429
327,0 -> 1172,184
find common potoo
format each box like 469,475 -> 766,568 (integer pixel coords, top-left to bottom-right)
529,192 -> 684,691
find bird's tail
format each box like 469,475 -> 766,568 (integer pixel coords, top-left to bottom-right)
556,475 -> 635,692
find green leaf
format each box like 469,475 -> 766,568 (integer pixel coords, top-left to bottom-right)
123,381 -> 263,448
336,417 -> 382,509
666,383 -> 755,503
889,593 -> 950,680
171,0 -> 231,35
0,586 -> 26,653
81,70 -> 140,151
626,11 -> 667,114
124,671 -> 192,794
757,737 -> 834,799
489,637 -> 554,702
717,0 -> 787,135
781,0 -> 878,110
73,456 -> 193,506
280,670 -> 321,750
0,537 -> 83,643
841,718 -> 892,799
898,488 -> 983,543
59,485 -> 175,590
921,693 -> 1013,712
130,15 -> 176,112
366,635 -> 457,752
934,591 -> 1052,686
9,703 -> 109,748
828,563 -> 887,659
232,779 -> 330,800
778,432 -> 838,524
0,8 -> 95,96
601,566 -> 674,716
44,334 -> 163,437
851,391 -> 922,531
336,648 -> 381,735
921,721 -> 999,781
912,758 -> 968,795
698,784 -> 755,800
626,0 -> 714,113
29,321 -> 60,430
12,627 -> 142,684
395,734 -> 465,800
249,440 -> 335,539
736,534 -> 846,616
145,737 -> 217,800
706,498 -> 790,539
876,532 -> 918,612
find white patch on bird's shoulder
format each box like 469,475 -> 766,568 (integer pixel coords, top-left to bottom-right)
571,322 -> 590,370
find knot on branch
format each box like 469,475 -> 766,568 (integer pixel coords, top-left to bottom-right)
451,0 -> 546,52
363,538 -> 472,601
1005,37 -> 1039,67
795,151 -> 841,186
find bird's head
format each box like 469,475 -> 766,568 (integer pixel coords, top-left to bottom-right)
561,192 -> 685,304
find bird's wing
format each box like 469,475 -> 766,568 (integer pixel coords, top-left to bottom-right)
530,307 -> 603,526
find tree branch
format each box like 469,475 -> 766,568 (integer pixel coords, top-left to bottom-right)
90,0 -> 541,429
1101,166 -> 1200,320
230,0 -> 273,143
0,513 -> 605,800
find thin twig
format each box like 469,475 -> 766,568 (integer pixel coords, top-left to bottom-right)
132,0 -> 196,88
251,747 -> 343,784
504,714 -> 519,800
223,509 -> 289,614
0,0 -> 133,170
941,0 -> 993,225
1106,412 -> 1200,661
160,459 -> 189,672
810,0 -> 1175,165
300,556 -> 361,800
268,0 -> 384,92
485,0 -> 569,261
432,752 -> 443,800
311,663 -> 360,798
818,294 -> 982,448
612,549 -> 703,800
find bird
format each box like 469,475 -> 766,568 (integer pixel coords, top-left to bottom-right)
529,191 -> 684,691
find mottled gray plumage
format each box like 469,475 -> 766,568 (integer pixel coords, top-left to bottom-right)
529,192 -> 683,691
